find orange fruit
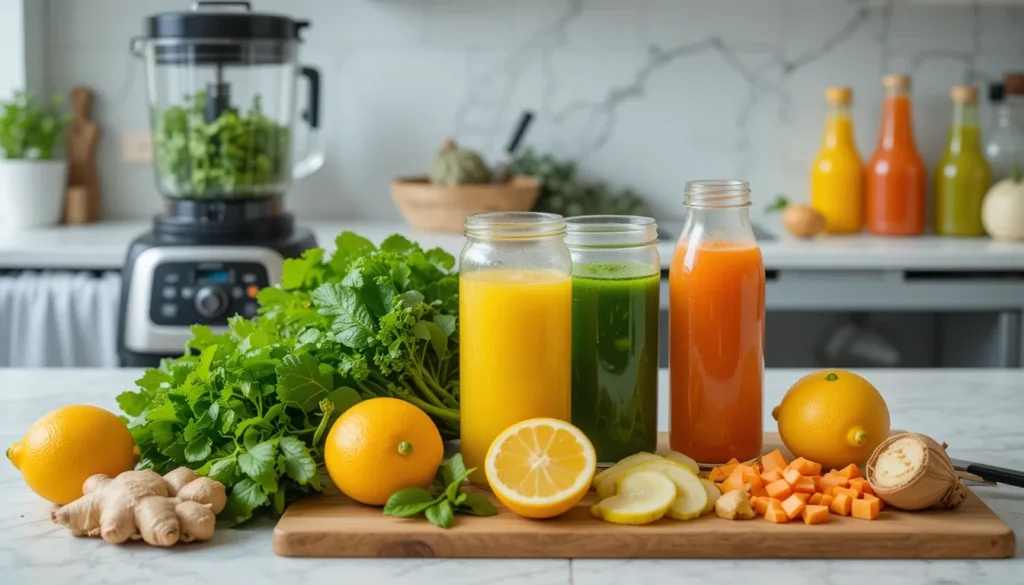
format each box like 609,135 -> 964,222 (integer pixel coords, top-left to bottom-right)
484,418 -> 596,519
7,405 -> 136,504
324,397 -> 443,506
772,370 -> 890,470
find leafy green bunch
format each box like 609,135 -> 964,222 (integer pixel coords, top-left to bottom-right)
0,92 -> 69,160
117,232 -> 461,524
509,148 -> 651,217
155,92 -> 290,197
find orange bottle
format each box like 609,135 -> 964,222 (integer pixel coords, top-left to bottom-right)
669,180 -> 765,465
866,75 -> 927,236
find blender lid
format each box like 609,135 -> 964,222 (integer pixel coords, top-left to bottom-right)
139,2 -> 309,65
145,2 -> 309,42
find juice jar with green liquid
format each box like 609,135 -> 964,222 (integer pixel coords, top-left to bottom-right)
566,216 -> 660,466
935,84 -> 992,236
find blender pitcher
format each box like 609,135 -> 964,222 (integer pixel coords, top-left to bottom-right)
131,1 -> 324,200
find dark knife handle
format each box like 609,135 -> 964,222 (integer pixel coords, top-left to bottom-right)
965,462 -> 1024,489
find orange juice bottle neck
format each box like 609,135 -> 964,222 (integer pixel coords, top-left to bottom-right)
822,103 -> 855,150
878,89 -> 917,151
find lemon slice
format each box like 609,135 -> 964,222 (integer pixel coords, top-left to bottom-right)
699,478 -> 721,515
484,418 -> 596,519
624,460 -> 708,520
660,450 -> 700,474
595,452 -> 663,498
591,471 -> 676,525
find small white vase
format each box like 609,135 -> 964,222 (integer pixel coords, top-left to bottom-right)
0,159 -> 67,229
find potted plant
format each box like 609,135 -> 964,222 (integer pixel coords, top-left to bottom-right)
0,92 -> 69,229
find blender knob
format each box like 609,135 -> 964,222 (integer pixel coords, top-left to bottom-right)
195,286 -> 230,318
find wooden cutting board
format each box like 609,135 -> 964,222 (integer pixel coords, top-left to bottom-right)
273,433 -> 1015,559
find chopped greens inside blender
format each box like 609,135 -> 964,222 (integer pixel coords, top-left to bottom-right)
155,91 -> 290,197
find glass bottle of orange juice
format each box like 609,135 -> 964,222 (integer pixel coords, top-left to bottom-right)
459,212 -> 573,485
811,86 -> 864,233
669,181 -> 765,465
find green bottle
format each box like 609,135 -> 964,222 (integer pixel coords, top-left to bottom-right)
935,84 -> 992,236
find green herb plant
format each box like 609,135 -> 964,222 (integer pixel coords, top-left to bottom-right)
509,148 -> 651,217
0,92 -> 69,160
117,232 -> 460,524
383,454 -> 497,528
155,92 -> 290,197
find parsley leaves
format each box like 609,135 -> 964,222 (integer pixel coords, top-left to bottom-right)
117,232 -> 460,524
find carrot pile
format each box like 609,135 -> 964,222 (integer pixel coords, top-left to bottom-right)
708,450 -> 882,525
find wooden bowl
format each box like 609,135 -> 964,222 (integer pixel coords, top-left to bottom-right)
390,175 -> 542,233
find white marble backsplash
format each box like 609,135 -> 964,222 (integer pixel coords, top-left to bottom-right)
42,0 -> 1024,221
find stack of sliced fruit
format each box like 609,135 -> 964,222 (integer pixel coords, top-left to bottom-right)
708,449 -> 883,525
590,451 -> 721,525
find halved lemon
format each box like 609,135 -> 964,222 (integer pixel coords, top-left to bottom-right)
484,418 -> 596,519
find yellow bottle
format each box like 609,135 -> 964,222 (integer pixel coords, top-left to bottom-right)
811,86 -> 864,234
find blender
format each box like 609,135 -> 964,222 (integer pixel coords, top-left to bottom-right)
119,1 -> 323,367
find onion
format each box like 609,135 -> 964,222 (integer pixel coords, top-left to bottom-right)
865,433 -> 967,511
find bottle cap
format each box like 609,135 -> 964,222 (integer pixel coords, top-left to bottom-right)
990,83 -> 1005,103
1005,73 -> 1024,96
825,86 -> 853,104
883,74 -> 911,90
950,84 -> 978,103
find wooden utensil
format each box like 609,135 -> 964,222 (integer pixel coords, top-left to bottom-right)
63,86 -> 101,224
273,433 -> 1015,560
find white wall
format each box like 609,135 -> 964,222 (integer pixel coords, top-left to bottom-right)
41,0 -> 1024,221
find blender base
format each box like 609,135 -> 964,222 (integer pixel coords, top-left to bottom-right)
117,214 -> 316,368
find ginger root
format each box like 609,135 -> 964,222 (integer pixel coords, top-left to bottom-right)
52,467 -> 225,547
715,489 -> 756,520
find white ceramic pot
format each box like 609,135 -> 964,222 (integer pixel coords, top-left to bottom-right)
0,160 -> 67,229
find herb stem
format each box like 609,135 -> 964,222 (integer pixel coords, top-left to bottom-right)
403,395 -> 460,423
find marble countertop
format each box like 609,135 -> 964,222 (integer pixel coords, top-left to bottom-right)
2,220 -> 1024,272
1,368 -> 1022,584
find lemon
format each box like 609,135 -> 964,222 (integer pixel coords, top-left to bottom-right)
485,418 -> 596,519
660,450 -> 700,474
594,452 -> 662,498
625,460 -> 707,520
7,405 -> 136,505
591,471 -> 676,525
324,397 -> 444,506
772,369 -> 890,470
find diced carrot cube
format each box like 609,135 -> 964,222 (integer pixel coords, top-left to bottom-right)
834,486 -> 860,500
861,493 -> 884,510
738,465 -> 764,496
808,475 -> 823,492
751,496 -> 770,516
793,476 -> 816,494
851,497 -> 881,520
809,493 -> 823,505
765,479 -> 793,500
782,467 -> 803,486
793,493 -> 811,503
837,464 -> 862,479
787,457 -> 823,477
781,494 -> 806,520
760,468 -> 782,484
720,467 -> 748,494
849,477 -> 874,496
766,498 -> 784,514
764,508 -> 789,523
830,493 -> 853,516
820,494 -> 834,508
822,486 -> 834,497
821,473 -> 849,488
802,505 -> 831,525
760,449 -> 789,472
746,461 -> 762,475
708,466 -> 728,482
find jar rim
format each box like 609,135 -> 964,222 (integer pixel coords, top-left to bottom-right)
565,215 -> 658,248
464,211 -> 566,239
684,180 -> 751,208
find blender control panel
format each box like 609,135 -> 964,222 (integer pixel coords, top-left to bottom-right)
149,261 -> 270,326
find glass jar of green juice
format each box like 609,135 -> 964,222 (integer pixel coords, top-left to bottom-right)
565,215 -> 660,466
